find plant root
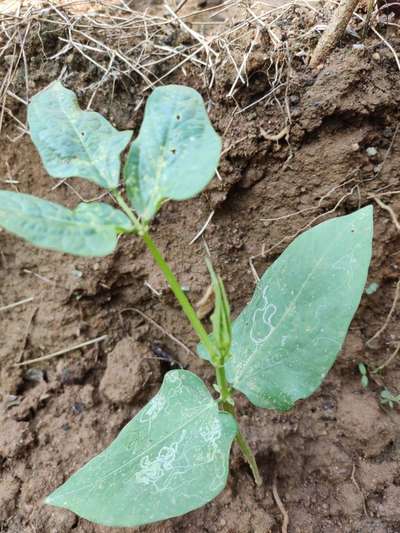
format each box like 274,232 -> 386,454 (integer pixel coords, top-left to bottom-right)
272,475 -> 289,533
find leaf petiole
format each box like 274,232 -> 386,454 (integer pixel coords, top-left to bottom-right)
218,382 -> 262,487
112,189 -> 144,235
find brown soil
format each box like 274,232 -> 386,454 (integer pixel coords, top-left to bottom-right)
1,4 -> 400,533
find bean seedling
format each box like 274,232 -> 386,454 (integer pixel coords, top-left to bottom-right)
380,388 -> 400,409
0,82 -> 373,528
358,362 -> 369,388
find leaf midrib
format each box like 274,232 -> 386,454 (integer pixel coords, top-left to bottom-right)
54,399 -> 217,498
231,229 -> 342,387
0,204 -> 116,233
55,86 -> 109,186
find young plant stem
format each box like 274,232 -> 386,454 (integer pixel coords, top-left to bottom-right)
144,235 -> 262,484
236,430 -> 263,486
141,231 -> 218,361
112,191 -> 262,485
113,190 -> 217,358
215,364 -> 232,403
112,190 -> 143,234
216,364 -> 262,486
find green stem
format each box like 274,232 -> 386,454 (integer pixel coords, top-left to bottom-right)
235,430 -> 263,486
215,365 -> 232,402
146,239 -> 263,485
217,365 -> 262,486
113,190 -> 217,359
112,189 -> 143,234
112,190 -> 262,485
141,231 -> 218,361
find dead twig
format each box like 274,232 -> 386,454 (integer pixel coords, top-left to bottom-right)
272,475 -> 289,533
370,196 -> 400,231
375,124 -> 399,177
373,341 -> 400,373
195,284 -> 214,320
353,11 -> 400,71
367,279 -> 400,347
0,296 -> 35,312
350,464 -> 369,517
189,210 -> 215,245
310,0 -> 360,68
17,305 -> 39,363
174,0 -> 189,15
121,307 -> 197,359
13,335 -> 108,367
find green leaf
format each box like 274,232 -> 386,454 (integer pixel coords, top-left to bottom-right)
228,207 -> 373,410
380,389 -> 400,408
199,207 -> 373,411
46,370 -> 237,527
124,85 -> 221,222
28,81 -> 132,189
206,258 -> 232,362
358,362 -> 367,376
361,375 -> 369,389
0,191 -> 132,256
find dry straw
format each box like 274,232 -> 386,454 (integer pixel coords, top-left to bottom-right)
0,0 -> 322,135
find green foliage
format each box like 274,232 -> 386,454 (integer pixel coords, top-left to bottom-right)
380,388 -> 400,408
206,258 -> 232,364
0,81 -> 375,528
365,281 -> 379,295
124,85 -> 221,222
46,371 -> 237,527
358,363 -> 369,388
200,207 -> 373,410
28,81 -> 132,189
0,191 -> 132,256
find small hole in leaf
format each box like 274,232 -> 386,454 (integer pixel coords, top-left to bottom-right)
176,114 -> 181,121
171,148 -> 176,155
81,131 -> 85,137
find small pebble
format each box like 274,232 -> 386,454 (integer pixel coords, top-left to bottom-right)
72,402 -> 84,415
289,94 -> 300,105
71,268 -> 83,278
304,77 -> 315,87
383,127 -> 393,138
24,368 -> 44,383
372,52 -> 381,61
5,395 -> 20,409
366,147 -> 378,157
351,143 -> 360,152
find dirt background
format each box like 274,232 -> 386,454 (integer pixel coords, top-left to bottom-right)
1,1 -> 400,532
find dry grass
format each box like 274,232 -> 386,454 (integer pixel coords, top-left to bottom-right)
0,0 -> 322,134
1,0 -> 397,140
